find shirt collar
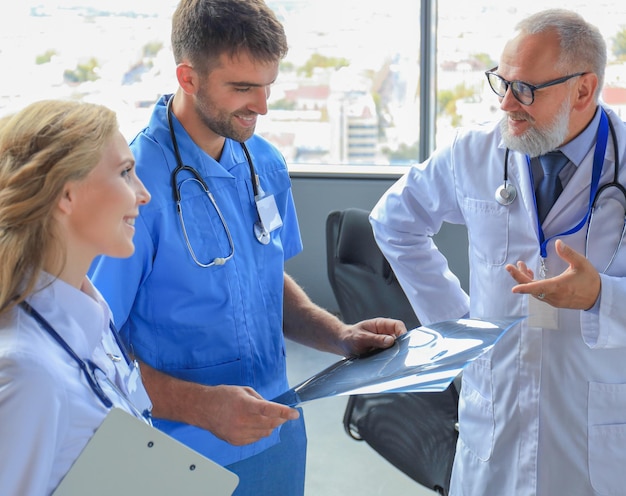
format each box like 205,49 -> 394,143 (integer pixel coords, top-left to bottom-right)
27,274 -> 110,359
155,95 -> 236,179
559,105 -> 602,167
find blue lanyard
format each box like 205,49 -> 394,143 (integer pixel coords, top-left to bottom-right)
20,300 -> 131,363
19,300 -> 132,408
529,109 -> 609,259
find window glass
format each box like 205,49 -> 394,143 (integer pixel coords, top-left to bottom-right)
3,2 -> 625,168
0,1 -> 179,138
264,0 -> 421,166
0,0 -> 421,167
436,1 -> 626,148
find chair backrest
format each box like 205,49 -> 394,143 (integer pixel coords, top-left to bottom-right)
326,207 -> 458,496
325,208 -> 420,329
343,391 -> 458,495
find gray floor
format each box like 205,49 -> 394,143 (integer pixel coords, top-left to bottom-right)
285,340 -> 437,496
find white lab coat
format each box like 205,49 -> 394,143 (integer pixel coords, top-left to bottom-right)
371,106 -> 626,496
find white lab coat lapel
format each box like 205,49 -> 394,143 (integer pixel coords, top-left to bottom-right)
509,149 -> 539,226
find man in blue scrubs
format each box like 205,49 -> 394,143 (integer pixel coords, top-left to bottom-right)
89,1 -> 405,494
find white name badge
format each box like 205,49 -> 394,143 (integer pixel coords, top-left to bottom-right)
256,194 -> 283,233
127,361 -> 153,415
528,296 -> 559,330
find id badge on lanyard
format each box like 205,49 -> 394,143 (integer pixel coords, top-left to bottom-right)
528,297 -> 559,330
256,193 -> 283,232
527,110 -> 609,330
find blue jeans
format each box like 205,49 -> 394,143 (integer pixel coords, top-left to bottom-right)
226,412 -> 307,496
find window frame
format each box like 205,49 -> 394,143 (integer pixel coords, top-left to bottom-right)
289,0 -> 437,176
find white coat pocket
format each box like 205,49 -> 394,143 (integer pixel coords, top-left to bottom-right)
588,381 -> 626,495
458,356 -> 495,461
463,197 -> 510,266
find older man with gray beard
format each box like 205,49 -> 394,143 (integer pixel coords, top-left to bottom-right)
371,8 -> 626,496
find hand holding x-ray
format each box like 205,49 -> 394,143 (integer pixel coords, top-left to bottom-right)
273,317 -> 524,407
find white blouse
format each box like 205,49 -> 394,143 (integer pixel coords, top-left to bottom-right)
0,275 -> 151,495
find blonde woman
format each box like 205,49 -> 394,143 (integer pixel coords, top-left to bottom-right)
0,100 -> 151,495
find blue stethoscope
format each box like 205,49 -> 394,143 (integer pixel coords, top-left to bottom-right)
166,96 -> 270,268
495,109 -> 625,272
19,300 -> 152,424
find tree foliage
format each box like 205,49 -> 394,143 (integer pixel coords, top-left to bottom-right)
63,58 -> 100,84
437,82 -> 477,127
142,41 -> 163,58
613,28 -> 626,60
35,50 -> 57,65
297,53 -> 349,77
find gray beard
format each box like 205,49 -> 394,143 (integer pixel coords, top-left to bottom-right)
500,99 -> 570,157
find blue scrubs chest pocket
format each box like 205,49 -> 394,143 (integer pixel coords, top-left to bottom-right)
463,197 -> 510,266
177,183 -> 235,267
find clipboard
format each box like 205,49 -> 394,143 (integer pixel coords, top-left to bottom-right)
53,408 -> 239,496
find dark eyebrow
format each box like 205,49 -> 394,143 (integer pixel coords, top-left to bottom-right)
227,76 -> 277,88
228,81 -> 262,87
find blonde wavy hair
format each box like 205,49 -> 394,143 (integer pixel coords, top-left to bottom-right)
0,99 -> 118,314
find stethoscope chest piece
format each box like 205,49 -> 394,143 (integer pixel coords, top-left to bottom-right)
495,182 -> 517,206
496,147 -> 517,206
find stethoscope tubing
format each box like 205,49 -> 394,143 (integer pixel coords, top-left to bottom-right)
499,111 -> 620,206
498,111 -> 625,272
165,95 -> 270,259
19,300 -> 127,408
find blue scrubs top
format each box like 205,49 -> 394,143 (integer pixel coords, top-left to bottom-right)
90,94 -> 303,466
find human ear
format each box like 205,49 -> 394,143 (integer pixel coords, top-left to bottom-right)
572,72 -> 598,111
176,62 -> 198,95
56,183 -> 76,216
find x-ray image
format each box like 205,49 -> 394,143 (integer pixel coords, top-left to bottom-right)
273,317 -> 524,407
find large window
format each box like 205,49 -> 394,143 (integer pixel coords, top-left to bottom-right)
0,1 -> 179,138
2,1 -> 626,168
264,0 -> 422,166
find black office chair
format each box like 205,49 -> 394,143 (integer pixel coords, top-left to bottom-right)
325,208 -> 421,328
326,208 -> 459,496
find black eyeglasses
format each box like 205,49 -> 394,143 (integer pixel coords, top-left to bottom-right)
485,66 -> 587,105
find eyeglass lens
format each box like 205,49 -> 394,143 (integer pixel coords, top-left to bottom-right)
487,73 -> 534,105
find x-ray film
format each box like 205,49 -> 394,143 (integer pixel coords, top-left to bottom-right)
273,317 -> 523,407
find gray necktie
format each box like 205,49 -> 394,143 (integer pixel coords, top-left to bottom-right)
536,151 -> 569,223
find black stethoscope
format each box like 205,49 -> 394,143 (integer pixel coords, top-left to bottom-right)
496,110 -> 626,273
19,300 -> 152,424
166,96 -> 270,268
495,110 -> 620,208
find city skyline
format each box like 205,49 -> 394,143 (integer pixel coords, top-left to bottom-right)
2,1 -> 625,165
